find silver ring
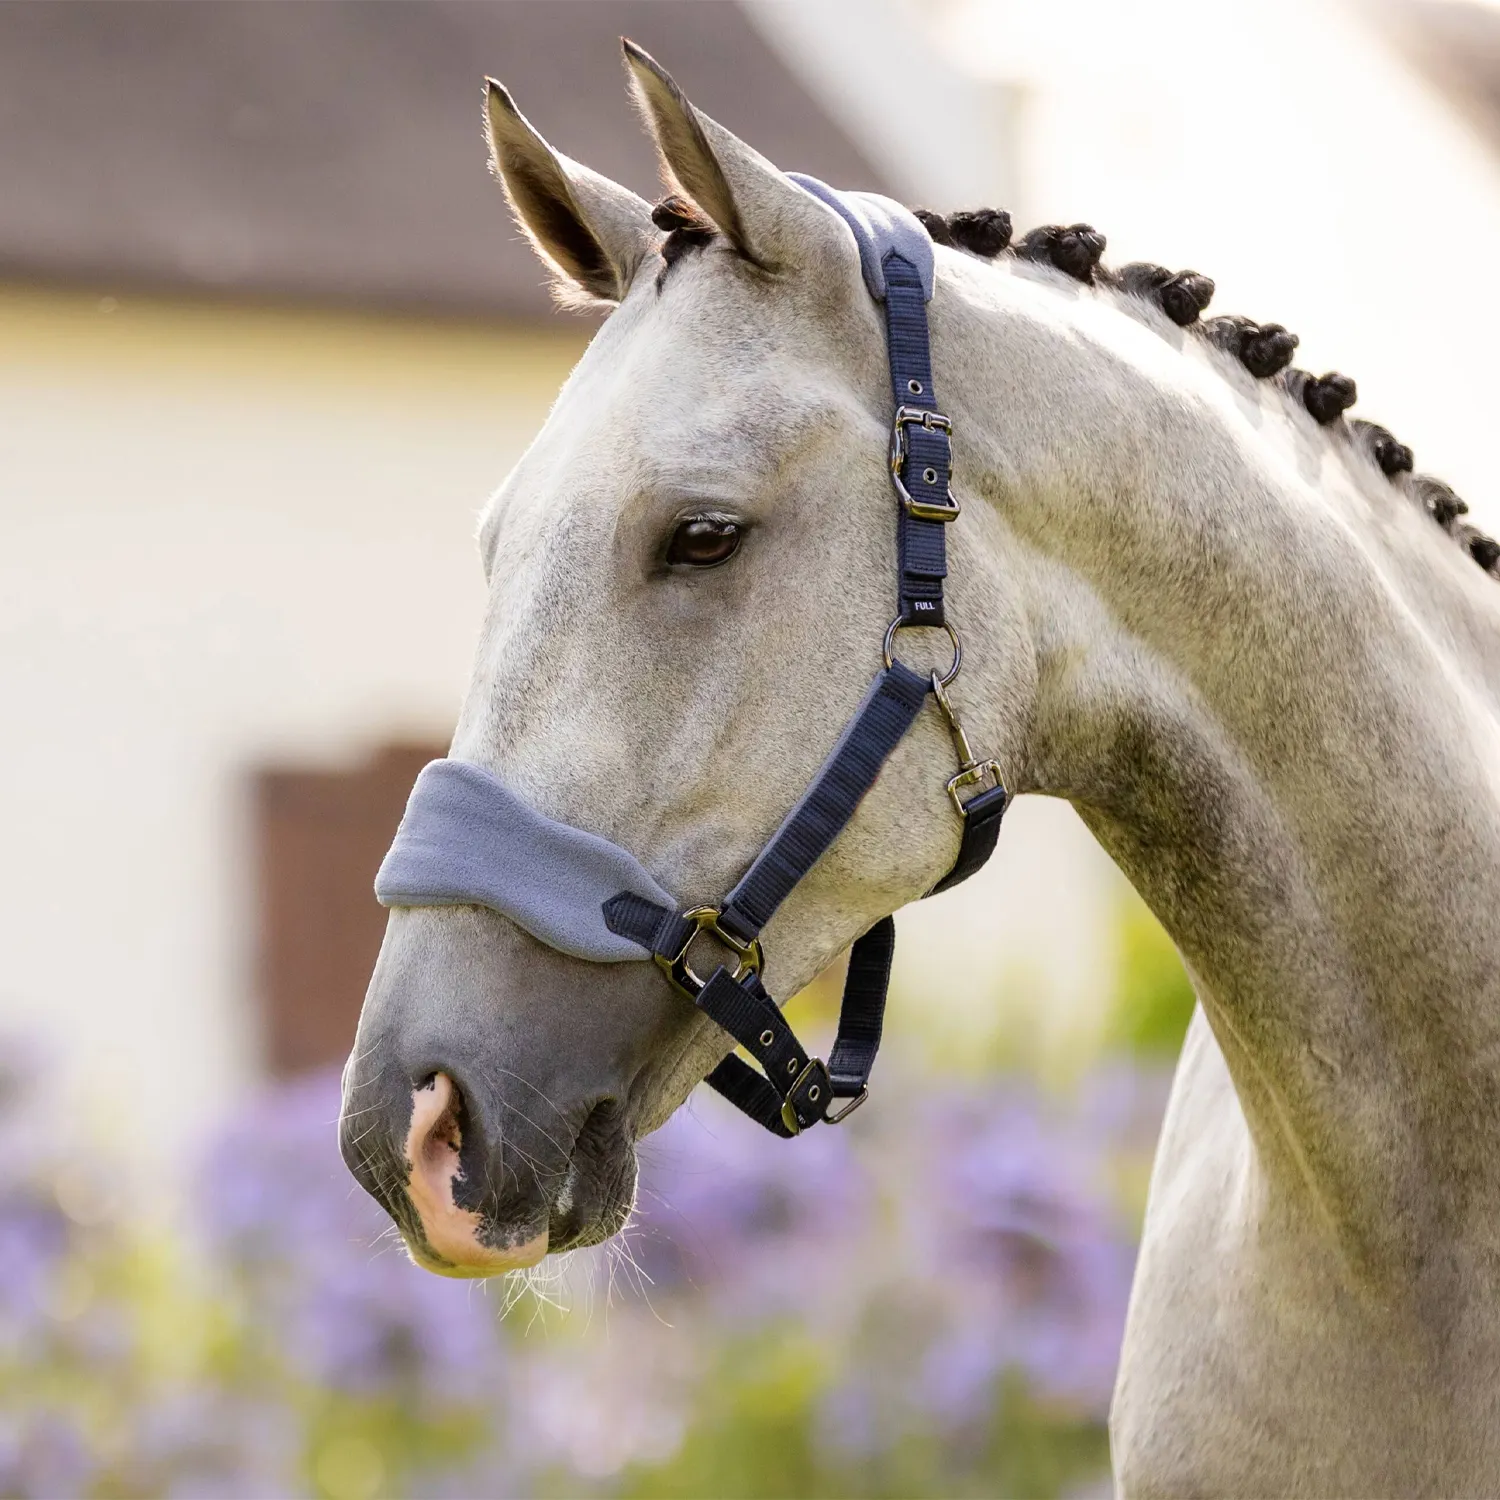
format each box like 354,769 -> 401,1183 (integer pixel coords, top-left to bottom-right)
882,618 -> 961,687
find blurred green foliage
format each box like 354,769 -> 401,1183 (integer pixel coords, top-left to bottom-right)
1106,897 -> 1196,1059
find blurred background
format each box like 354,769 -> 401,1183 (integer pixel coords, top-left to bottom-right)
2,1 -> 1498,1495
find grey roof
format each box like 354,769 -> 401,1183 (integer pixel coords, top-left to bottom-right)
0,0 -> 887,319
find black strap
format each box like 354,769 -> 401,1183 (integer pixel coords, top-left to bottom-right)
700,914 -> 895,1135
600,891 -> 693,959
717,663 -> 929,945
927,783 -> 1010,896
826,915 -> 894,1096
703,1055 -> 798,1138
694,969 -> 830,1135
602,895 -> 897,1136
884,252 -> 952,627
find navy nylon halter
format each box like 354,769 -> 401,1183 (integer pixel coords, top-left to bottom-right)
376,181 -> 1009,1138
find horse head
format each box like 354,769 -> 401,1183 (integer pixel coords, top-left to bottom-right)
338,44 -> 1034,1275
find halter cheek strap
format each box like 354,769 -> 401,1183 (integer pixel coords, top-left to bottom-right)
376,181 -> 1009,1139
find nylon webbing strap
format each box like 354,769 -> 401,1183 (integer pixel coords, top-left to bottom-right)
717,662 -> 929,946
599,891 -> 693,959
700,915 -> 895,1134
600,899 -> 897,1134
884,252 -> 951,627
826,914 -> 895,1094
927,783 -> 1010,897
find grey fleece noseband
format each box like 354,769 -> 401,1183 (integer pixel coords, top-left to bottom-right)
376,180 -> 1009,1138
377,761 -> 673,963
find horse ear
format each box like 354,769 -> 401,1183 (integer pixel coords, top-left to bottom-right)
621,40 -> 844,273
484,79 -> 655,307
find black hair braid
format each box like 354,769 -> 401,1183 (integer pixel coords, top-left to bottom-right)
903,202 -> 1493,581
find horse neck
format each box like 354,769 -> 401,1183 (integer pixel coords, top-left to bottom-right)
935,257 -> 1500,1266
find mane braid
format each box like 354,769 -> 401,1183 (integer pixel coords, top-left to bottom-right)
914,205 -> 1500,582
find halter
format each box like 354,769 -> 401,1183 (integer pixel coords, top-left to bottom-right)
377,179 -> 1009,1138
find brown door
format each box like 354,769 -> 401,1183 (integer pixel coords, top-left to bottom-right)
253,743 -> 444,1075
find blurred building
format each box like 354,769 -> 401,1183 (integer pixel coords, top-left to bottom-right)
2,0 -> 1494,1174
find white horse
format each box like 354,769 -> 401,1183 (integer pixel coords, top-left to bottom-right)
341,43 -> 1500,1495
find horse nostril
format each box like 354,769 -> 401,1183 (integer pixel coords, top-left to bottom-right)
399,1070 -> 549,1277
408,1072 -> 465,1184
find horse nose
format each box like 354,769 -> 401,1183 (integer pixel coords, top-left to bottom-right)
399,1073 -> 549,1277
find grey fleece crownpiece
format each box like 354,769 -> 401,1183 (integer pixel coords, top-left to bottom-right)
375,760 -> 676,963
787,175 -> 935,302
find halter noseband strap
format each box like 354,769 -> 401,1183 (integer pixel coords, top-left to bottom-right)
375,180 -> 1009,1139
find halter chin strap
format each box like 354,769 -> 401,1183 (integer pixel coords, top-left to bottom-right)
376,180 -> 1009,1138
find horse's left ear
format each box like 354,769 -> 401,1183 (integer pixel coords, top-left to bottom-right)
485,79 -> 655,306
622,39 -> 846,274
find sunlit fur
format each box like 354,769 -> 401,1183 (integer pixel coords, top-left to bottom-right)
343,44 -> 1500,1496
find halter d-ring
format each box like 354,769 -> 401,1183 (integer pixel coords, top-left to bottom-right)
882,618 -> 962,687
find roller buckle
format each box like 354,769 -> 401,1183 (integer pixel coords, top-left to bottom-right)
890,406 -> 960,522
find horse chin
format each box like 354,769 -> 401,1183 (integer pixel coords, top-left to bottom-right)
546,1099 -> 639,1253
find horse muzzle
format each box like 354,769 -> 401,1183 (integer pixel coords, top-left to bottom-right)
339,905 -> 699,1275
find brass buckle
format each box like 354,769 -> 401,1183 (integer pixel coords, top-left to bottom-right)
779,1059 -> 831,1136
654,906 -> 763,999
883,618 -> 962,688
890,406 -> 960,523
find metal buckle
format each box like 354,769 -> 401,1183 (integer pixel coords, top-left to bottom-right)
890,406 -> 960,523
655,906 -> 763,999
883,618 -> 962,688
946,760 -> 1006,818
779,1059 -> 832,1136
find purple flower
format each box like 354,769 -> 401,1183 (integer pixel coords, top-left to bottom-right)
0,1411 -> 95,1500
0,1192 -> 69,1339
912,1083 -> 1137,1419
132,1389 -> 300,1499
630,1093 -> 872,1318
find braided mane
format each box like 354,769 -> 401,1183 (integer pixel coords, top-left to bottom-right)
911,206 -> 1500,582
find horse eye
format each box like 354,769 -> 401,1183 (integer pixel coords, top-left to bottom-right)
665,516 -> 742,568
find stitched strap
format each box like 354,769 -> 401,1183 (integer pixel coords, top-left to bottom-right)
704,1057 -> 797,1138
927,783 -> 1010,896
826,915 -> 895,1095
717,663 -> 929,945
884,252 -> 951,627
604,900 -> 898,1136
695,969 -> 831,1134
600,891 -> 693,959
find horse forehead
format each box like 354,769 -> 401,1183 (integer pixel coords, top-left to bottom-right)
482,262 -> 872,558
511,341 -> 846,504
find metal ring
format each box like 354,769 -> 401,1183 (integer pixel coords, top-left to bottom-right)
882,618 -> 962,687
